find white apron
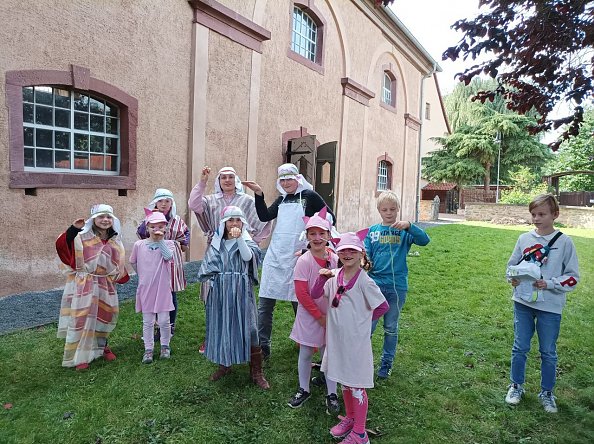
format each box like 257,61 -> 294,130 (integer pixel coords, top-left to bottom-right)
259,195 -> 306,301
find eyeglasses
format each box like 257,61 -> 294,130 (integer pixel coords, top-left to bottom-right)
332,285 -> 346,308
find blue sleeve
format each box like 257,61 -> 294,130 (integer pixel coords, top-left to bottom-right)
407,224 -> 430,246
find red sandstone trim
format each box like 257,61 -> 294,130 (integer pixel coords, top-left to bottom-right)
404,113 -> 421,130
6,66 -> 138,189
341,77 -> 375,106
287,1 -> 326,75
189,0 -> 271,53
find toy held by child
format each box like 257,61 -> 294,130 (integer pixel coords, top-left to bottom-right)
311,230 -> 389,444
130,209 -> 176,364
197,206 -> 269,389
56,204 -> 129,371
287,207 -> 340,415
504,194 -> 579,413
364,190 -> 430,379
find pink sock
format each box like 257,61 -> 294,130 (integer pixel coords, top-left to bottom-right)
349,387 -> 368,435
342,386 -> 354,419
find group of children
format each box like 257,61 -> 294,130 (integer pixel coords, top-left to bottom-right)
55,170 -> 579,442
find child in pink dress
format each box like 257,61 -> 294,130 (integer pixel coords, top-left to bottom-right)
130,210 -> 176,364
312,230 -> 389,444
288,208 -> 340,414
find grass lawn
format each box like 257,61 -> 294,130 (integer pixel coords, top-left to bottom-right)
1,222 -> 592,443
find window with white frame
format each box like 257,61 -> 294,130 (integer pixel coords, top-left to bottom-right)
377,160 -> 390,191
291,7 -> 318,62
22,86 -> 120,174
382,73 -> 392,105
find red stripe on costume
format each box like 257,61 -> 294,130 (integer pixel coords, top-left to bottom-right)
560,276 -> 577,287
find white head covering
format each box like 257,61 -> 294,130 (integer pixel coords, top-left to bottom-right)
81,204 -> 121,235
210,205 -> 253,250
214,167 -> 245,198
276,163 -> 313,195
149,188 -> 176,218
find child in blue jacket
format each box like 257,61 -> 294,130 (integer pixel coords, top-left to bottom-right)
364,191 -> 430,379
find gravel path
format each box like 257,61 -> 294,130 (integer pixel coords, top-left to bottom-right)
0,221 -> 449,336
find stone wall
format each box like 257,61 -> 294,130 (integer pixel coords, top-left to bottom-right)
419,199 -> 432,221
465,203 -> 594,229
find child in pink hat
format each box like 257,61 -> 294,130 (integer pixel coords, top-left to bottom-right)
130,209 -> 177,364
311,230 -> 389,444
287,207 -> 340,414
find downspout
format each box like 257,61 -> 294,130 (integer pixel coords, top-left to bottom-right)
415,63 -> 437,222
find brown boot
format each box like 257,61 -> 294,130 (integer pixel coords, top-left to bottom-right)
210,365 -> 231,381
250,346 -> 270,390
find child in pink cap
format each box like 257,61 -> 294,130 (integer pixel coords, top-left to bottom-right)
130,210 -> 177,364
311,230 -> 389,444
287,207 -> 340,414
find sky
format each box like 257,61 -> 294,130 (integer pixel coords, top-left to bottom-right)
390,0 -> 484,94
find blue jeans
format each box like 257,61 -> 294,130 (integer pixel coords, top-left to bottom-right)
510,301 -> 561,392
371,286 -> 407,367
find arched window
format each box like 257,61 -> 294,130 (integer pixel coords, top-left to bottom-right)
292,7 -> 318,62
376,154 -> 394,192
22,86 -> 120,174
6,67 -> 137,190
288,2 -> 326,74
381,71 -> 396,108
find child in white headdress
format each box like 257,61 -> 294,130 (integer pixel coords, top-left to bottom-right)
197,206 -> 269,389
137,188 -> 189,336
311,230 -> 389,444
130,209 -> 177,364
287,207 -> 341,415
56,204 -> 129,371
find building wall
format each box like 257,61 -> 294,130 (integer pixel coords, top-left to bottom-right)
0,0 -> 193,296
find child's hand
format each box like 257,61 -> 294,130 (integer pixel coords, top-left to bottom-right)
318,268 -> 334,278
510,278 -> 520,287
391,221 -> 410,230
241,181 -> 263,196
317,315 -> 326,328
229,227 -> 241,238
200,166 -> 211,183
533,279 -> 547,290
72,218 -> 85,229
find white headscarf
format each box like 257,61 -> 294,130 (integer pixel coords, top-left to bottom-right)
148,188 -> 177,218
81,204 -> 121,235
214,167 -> 245,198
210,205 -> 253,251
276,163 -> 313,195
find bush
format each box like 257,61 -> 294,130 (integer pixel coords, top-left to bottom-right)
499,182 -> 550,205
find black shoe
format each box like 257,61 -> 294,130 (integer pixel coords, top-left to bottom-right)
287,388 -> 311,408
326,393 -> 341,416
311,374 -> 326,387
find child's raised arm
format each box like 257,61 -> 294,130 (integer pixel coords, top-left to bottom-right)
311,268 -> 334,299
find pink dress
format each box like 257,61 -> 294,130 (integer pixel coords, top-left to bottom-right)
130,240 -> 176,314
289,250 -> 338,347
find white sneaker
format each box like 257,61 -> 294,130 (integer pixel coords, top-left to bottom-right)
505,383 -> 524,405
539,391 -> 558,413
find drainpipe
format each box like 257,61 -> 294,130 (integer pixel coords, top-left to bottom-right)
415,64 -> 437,222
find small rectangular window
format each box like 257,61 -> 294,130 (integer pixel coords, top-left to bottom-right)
425,102 -> 431,120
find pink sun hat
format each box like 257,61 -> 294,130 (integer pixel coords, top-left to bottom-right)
303,206 -> 331,232
332,228 -> 369,252
144,208 -> 168,225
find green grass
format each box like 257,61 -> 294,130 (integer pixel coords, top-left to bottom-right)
1,222 -> 592,443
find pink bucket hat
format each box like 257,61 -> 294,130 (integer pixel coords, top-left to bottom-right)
332,228 -> 369,252
144,208 -> 168,225
303,206 -> 331,232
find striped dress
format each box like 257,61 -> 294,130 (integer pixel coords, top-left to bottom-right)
56,230 -> 127,367
197,239 -> 261,366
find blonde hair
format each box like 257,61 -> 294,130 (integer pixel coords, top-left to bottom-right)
376,190 -> 400,210
529,193 -> 559,214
